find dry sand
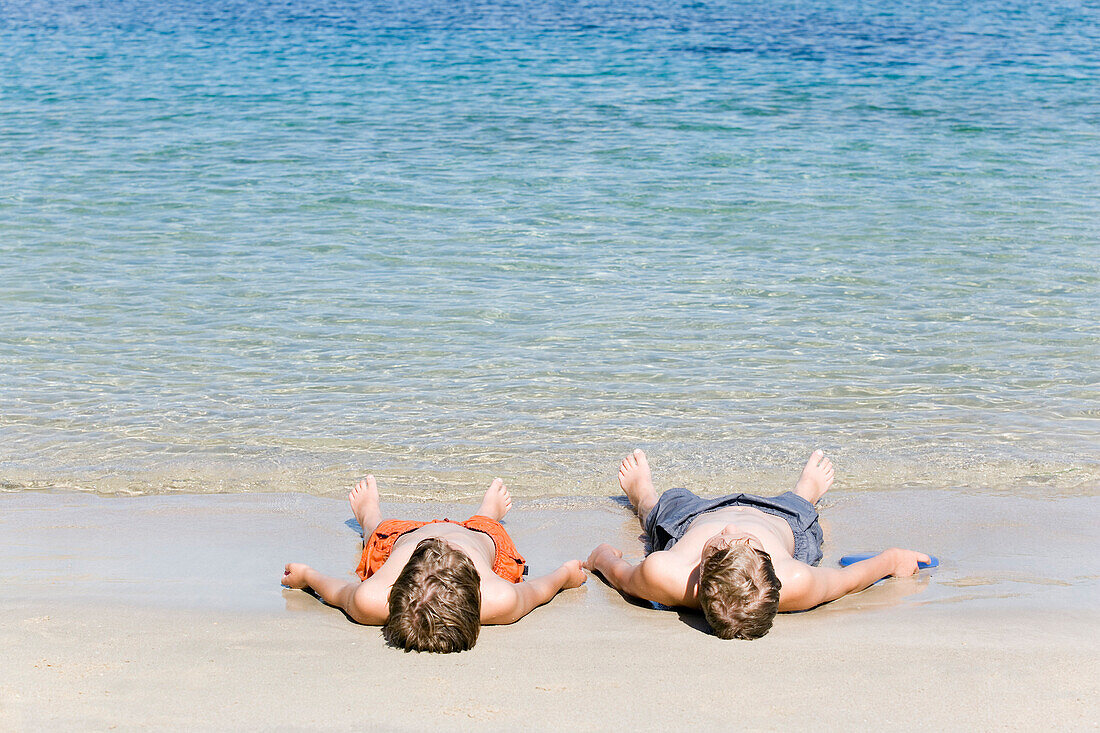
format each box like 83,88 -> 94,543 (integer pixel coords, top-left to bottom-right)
1,489 -> 1097,731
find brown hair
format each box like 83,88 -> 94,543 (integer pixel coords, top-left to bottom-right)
698,544 -> 782,640
383,538 -> 482,653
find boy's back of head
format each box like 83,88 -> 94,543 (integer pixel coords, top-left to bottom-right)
698,543 -> 782,640
383,537 -> 482,653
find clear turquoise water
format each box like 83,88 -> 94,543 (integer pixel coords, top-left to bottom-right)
2,1 -> 1097,497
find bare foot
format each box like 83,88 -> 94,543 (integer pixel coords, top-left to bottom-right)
619,449 -> 658,525
794,450 -> 834,505
349,475 -> 382,535
476,478 -> 512,521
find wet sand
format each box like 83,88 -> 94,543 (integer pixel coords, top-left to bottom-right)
2,490 -> 1097,730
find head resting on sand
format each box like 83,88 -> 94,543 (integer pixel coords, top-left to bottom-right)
383,538 -> 481,653
698,539 -> 782,640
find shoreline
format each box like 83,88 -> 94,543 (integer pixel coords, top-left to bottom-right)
2,490 -> 1097,729
3,452 -> 1098,500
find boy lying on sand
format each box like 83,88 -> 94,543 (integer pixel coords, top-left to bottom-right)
282,476 -> 586,653
585,449 -> 930,640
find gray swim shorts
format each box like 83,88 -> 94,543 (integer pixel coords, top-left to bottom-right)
643,488 -> 824,566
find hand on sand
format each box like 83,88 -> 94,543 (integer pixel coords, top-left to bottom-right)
282,562 -> 312,589
583,543 -> 623,571
882,548 -> 933,577
560,559 -> 587,589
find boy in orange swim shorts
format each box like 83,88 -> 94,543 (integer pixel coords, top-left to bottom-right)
281,475 -> 586,653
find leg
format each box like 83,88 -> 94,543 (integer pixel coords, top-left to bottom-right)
619,449 -> 658,527
349,475 -> 383,536
475,478 -> 512,521
794,450 -> 834,505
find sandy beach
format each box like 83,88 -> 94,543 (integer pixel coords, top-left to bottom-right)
5,0 -> 1099,729
2,489 -> 1097,730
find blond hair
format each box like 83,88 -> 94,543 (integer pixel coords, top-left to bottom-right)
698,543 -> 781,640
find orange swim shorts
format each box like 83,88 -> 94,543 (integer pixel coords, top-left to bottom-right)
355,515 -> 526,583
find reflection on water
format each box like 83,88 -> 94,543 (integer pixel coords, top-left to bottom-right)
1,0 -> 1098,497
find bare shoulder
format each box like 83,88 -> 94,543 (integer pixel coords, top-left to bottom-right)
774,559 -> 827,612
350,577 -> 390,625
774,558 -> 811,588
638,551 -> 697,607
478,574 -> 523,624
639,550 -> 689,582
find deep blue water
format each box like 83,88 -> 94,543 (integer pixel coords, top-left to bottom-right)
1,0 -> 1097,497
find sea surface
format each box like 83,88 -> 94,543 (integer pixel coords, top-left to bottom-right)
1,0 -> 1097,499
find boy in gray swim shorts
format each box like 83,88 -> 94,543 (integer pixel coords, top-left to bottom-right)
585,449 -> 930,639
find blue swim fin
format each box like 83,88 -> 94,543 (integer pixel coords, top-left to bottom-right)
839,552 -> 939,569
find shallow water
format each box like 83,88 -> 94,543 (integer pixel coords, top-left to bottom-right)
1,0 -> 1098,497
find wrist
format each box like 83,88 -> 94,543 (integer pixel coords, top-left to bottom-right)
303,566 -> 324,587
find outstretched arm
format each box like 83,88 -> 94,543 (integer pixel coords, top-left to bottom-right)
777,548 -> 931,612
584,544 -> 694,608
481,560 -> 587,625
282,563 -> 388,625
